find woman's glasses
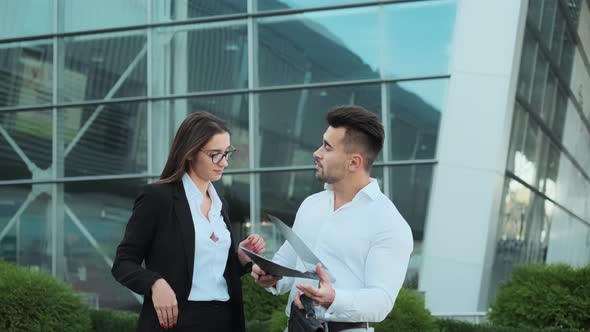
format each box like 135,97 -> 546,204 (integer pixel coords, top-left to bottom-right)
200,147 -> 237,164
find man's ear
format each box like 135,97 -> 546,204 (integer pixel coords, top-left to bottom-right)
348,154 -> 364,172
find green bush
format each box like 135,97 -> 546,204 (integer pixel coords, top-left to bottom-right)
0,259 -> 91,332
242,275 -> 289,323
246,319 -> 271,332
89,309 -> 138,332
373,288 -> 437,332
268,307 -> 289,332
489,264 -> 590,330
437,319 -> 583,332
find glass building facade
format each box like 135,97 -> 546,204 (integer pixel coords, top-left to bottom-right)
490,0 -> 590,297
0,0 -> 456,311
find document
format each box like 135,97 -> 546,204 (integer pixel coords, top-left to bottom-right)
239,246 -> 319,280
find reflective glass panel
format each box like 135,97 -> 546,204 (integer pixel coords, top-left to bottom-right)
61,0 -> 147,32
257,7 -> 380,87
153,0 -> 246,21
382,0 -> 456,78
530,50 -> 548,113
390,165 -> 434,242
61,31 -> 147,102
0,185 -> 51,272
64,178 -> 148,310
256,0 -> 373,12
0,109 -> 53,179
59,102 -> 147,176
506,104 -> 527,172
154,94 -> 249,170
257,84 -> 381,167
0,40 -> 53,108
0,185 -> 33,264
517,32 -> 536,101
153,21 -> 248,95
389,79 -> 447,160
0,1 -> 53,39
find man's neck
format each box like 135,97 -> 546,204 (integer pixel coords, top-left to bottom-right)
331,175 -> 371,211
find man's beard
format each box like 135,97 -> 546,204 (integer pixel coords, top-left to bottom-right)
315,167 -> 340,184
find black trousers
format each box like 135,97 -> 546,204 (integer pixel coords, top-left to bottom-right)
172,300 -> 232,332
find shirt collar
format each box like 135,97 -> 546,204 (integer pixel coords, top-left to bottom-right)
182,173 -> 222,209
324,178 -> 381,202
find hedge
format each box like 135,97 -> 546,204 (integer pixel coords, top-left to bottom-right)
437,319 -> 584,332
89,309 -> 138,332
241,274 -> 289,323
489,264 -> 590,330
0,259 -> 91,332
373,288 -> 438,332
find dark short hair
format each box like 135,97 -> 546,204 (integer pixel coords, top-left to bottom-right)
159,112 -> 230,183
326,105 -> 384,170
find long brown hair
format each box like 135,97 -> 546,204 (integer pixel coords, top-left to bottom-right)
159,112 -> 231,183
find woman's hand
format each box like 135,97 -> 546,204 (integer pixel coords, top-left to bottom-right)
151,278 -> 178,330
238,234 -> 266,265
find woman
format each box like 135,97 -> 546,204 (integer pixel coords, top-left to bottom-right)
112,112 -> 265,331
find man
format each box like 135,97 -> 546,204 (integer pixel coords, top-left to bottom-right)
252,105 -> 413,331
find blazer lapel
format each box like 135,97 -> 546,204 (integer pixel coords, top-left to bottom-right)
173,182 -> 195,281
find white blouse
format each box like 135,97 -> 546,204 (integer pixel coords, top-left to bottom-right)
182,173 -> 231,302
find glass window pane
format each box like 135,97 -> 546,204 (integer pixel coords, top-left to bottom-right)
61,0 -> 147,33
59,102 -> 147,177
541,73 -> 556,125
0,109 -> 53,180
517,32 -> 536,101
257,7 -> 380,87
153,0 -> 246,22
382,0 -> 456,79
153,21 -> 247,95
560,31 -> 575,81
543,142 -> 560,200
552,87 -> 567,141
507,104 -> 527,172
155,94 -> 250,170
256,0 -> 373,12
0,40 -> 53,108
390,165 -> 434,243
0,1 -> 53,39
518,116 -> 540,185
0,184 -> 32,263
62,31 -> 147,102
0,186 -> 51,271
64,178 -> 149,310
551,9 -> 565,63
389,79 -> 447,161
258,84 -> 381,167
539,0 -> 557,48
530,50 -> 548,113
527,0 -> 543,30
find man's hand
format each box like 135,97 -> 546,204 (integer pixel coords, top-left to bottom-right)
251,263 -> 282,288
296,264 -> 335,307
292,291 -> 304,309
151,278 -> 178,330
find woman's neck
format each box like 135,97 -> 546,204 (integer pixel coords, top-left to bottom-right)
188,172 -> 209,198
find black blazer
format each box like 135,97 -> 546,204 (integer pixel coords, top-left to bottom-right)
111,181 -> 247,332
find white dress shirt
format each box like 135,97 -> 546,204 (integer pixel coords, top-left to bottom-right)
182,173 -> 231,302
269,178 -> 413,323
